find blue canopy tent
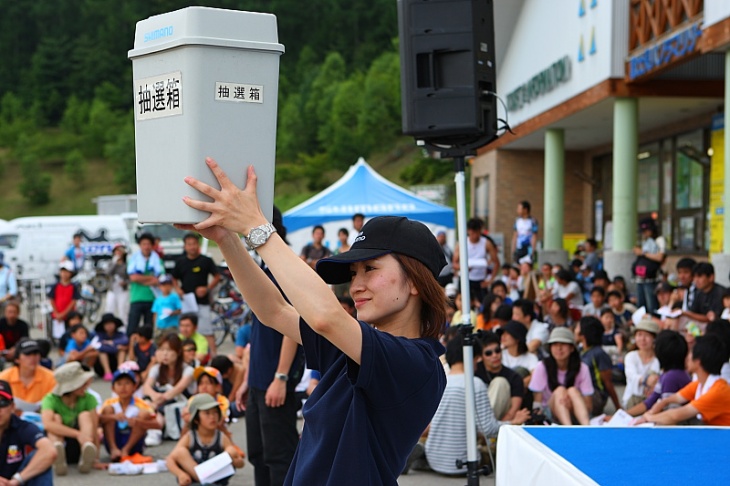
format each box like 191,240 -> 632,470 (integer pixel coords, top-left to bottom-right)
283,158 -> 455,253
283,158 -> 455,232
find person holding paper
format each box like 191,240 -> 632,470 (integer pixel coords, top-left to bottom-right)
166,393 -> 244,486
172,233 -> 221,356
177,159 -> 447,485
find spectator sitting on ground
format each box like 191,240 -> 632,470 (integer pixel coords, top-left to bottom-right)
582,286 -> 607,318
544,298 -> 572,330
683,262 -> 726,324
128,326 -> 156,381
599,307 -> 625,367
179,313 -> 209,365
142,333 -> 195,446
622,318 -> 660,409
210,355 -> 245,413
512,299 -> 549,355
626,330 -> 690,417
0,301 -> 29,360
0,379 -> 57,486
475,331 -> 526,421
93,313 -> 129,381
529,327 -> 594,425
0,339 -> 56,414
57,312 -> 83,360
607,290 -> 634,329
491,304 -> 514,332
611,276 -> 636,305
475,293 -> 504,331
500,320 -> 538,386
636,335 -> 730,426
166,393 -> 245,486
64,324 -> 98,369
577,317 -> 622,415
181,338 -> 201,369
592,270 -> 611,291
40,362 -> 101,475
705,319 -> 730,382
490,280 -> 511,306
99,369 -> 159,463
552,269 -> 584,309
409,335 -> 528,476
180,367 -> 230,437
117,360 -> 146,400
654,282 -> 680,330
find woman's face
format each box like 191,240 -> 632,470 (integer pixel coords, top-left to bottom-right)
550,342 -> 573,362
635,330 -> 655,351
600,312 -> 614,329
349,255 -> 416,327
490,296 -> 503,313
550,301 -> 560,316
492,285 -> 506,299
158,343 -> 178,365
500,332 -> 516,349
338,231 -> 348,243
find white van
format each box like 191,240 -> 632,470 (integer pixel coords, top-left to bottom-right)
0,215 -> 130,282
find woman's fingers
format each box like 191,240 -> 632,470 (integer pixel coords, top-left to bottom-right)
182,196 -> 215,213
206,157 -> 237,191
184,175 -> 219,200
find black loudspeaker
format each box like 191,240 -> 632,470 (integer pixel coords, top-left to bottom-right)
398,0 -> 497,146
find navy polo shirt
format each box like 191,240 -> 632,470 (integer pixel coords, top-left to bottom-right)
284,319 -> 446,485
0,415 -> 45,478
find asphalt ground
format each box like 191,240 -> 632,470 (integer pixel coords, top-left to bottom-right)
29,328 -> 487,486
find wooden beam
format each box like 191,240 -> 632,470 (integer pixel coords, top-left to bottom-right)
702,17 -> 730,52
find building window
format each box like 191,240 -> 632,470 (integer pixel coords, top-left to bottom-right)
637,143 -> 660,213
673,129 -> 708,251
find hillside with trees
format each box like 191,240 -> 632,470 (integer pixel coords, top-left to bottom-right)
0,0 -> 453,217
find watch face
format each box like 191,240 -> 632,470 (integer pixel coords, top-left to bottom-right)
250,228 -> 267,246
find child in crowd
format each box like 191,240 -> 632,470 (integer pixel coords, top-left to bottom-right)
577,317 -> 622,415
57,312 -> 83,361
179,314 -> 209,365
93,313 -> 129,381
475,293 -> 503,331
48,261 -> 80,340
166,393 -> 245,486
210,355 -> 245,410
451,291 -> 476,326
607,290 -> 634,329
129,326 -> 156,381
529,328 -> 594,425
64,324 -> 98,369
40,362 -> 100,475
600,307 -> 624,358
118,360 -> 146,400
152,274 -> 182,334
626,330 -> 690,417
582,287 -> 607,318
100,369 -> 159,462
181,367 -> 230,435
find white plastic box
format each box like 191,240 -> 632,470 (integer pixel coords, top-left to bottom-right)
129,6 -> 284,223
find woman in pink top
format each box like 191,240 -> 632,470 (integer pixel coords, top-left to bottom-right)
529,327 -> 594,425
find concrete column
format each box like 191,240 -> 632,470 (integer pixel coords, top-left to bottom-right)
540,128 -> 568,267
605,97 -> 639,283
712,49 -> 730,287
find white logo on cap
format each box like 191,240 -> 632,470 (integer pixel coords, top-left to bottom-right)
354,235 -> 366,243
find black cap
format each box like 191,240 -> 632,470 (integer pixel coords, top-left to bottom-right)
315,216 -> 447,285
16,338 -> 41,355
0,379 -> 13,406
655,282 -> 674,294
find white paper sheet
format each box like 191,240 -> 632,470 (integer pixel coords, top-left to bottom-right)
194,452 -> 234,484
182,292 -> 199,314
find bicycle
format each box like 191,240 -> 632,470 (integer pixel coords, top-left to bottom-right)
211,295 -> 253,347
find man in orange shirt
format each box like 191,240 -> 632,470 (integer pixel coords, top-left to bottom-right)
638,335 -> 730,426
0,339 -> 56,413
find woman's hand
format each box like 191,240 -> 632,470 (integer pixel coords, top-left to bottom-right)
182,158 -> 268,237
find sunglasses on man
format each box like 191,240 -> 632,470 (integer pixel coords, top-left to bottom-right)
483,348 -> 502,357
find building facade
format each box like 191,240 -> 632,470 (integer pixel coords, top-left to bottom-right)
473,0 -> 730,284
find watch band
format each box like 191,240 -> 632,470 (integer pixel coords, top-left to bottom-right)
275,372 -> 288,382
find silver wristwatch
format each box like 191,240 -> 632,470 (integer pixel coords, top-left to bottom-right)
245,223 -> 277,249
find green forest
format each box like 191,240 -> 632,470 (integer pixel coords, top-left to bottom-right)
0,0 -> 452,217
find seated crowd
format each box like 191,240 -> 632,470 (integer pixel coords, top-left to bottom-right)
404,255 -> 730,476
0,301 -> 247,485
